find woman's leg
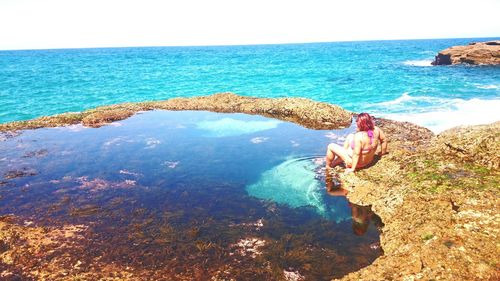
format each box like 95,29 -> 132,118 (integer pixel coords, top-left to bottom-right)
326,143 -> 353,168
326,144 -> 341,168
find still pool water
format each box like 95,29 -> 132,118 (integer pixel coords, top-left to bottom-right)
0,110 -> 382,280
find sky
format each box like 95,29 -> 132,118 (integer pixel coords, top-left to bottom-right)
0,0 -> 499,50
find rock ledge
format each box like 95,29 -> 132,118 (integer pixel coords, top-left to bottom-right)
0,93 -> 352,132
336,120 -> 499,281
432,40 -> 500,65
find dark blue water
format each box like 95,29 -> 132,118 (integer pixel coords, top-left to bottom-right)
1,38 -> 499,132
0,111 -> 382,280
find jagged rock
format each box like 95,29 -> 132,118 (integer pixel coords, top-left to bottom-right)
431,41 -> 500,65
338,120 -> 500,281
434,121 -> 500,169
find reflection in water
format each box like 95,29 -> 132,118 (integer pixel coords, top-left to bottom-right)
352,204 -> 381,236
196,117 -> 282,137
0,110 -> 381,280
324,171 -> 384,237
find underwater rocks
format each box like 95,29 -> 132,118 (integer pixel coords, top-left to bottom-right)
231,237 -> 266,258
337,119 -> 500,280
0,93 -> 352,132
431,41 -> 500,65
3,168 -> 38,179
0,216 -> 90,280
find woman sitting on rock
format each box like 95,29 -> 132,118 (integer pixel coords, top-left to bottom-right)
326,113 -> 387,173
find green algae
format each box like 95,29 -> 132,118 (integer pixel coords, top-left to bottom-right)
404,155 -> 499,193
421,233 -> 434,241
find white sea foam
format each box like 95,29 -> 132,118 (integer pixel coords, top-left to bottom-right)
376,92 -> 413,106
403,60 -> 433,67
107,122 -> 122,127
376,97 -> 500,133
373,93 -> 462,116
475,84 -> 499,90
419,51 -> 436,55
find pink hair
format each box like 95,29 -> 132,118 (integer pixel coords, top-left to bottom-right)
356,113 -> 375,132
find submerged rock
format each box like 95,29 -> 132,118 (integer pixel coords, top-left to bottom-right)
431,41 -> 500,65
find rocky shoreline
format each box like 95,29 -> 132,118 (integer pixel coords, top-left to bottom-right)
432,40 -> 500,65
337,120 -> 499,280
1,93 -> 499,280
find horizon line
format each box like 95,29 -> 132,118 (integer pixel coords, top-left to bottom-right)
1,35 -> 499,52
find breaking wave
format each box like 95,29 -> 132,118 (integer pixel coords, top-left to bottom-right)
369,93 -> 500,133
402,60 -> 433,67
475,84 -> 499,90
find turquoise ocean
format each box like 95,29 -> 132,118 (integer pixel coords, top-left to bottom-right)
1,37 -> 499,132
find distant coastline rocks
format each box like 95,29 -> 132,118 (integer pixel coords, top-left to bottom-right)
431,40 -> 500,65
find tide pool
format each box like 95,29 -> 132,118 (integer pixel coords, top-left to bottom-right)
0,110 -> 382,280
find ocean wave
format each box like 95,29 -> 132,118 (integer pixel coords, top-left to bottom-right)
376,92 -> 413,106
475,84 -> 499,90
375,98 -> 500,133
403,60 -> 433,67
418,51 -> 436,55
374,93 -> 459,110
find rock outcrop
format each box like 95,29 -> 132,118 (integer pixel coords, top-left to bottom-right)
0,93 -> 352,132
431,40 -> 500,65
336,120 -> 500,281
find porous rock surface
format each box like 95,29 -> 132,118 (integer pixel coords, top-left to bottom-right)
336,120 -> 499,280
432,41 -> 500,65
0,93 -> 352,132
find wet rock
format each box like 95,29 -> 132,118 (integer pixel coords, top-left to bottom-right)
22,149 -> 48,158
82,108 -> 136,128
432,41 -> 500,65
0,131 -> 20,142
3,168 -> 37,179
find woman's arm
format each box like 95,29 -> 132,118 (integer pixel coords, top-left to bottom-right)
347,134 -> 362,173
378,127 -> 388,155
